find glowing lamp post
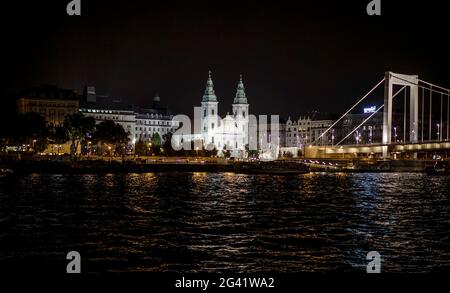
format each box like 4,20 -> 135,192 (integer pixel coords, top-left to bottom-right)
394,127 -> 397,143
437,124 -> 440,141
331,129 -> 335,146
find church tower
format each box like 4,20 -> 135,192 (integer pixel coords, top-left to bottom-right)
232,74 -> 250,148
201,71 -> 219,147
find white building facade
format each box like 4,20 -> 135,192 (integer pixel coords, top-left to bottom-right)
79,88 -> 179,145
176,72 -> 250,157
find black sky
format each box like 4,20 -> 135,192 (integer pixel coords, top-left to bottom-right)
2,0 -> 450,119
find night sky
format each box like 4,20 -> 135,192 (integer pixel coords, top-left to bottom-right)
2,0 -> 450,119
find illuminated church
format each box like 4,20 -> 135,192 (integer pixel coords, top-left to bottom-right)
175,71 -> 250,157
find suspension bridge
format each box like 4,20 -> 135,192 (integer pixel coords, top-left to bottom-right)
306,71 -> 450,159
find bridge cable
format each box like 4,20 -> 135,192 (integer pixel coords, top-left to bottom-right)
312,78 -> 386,145
335,86 -> 407,146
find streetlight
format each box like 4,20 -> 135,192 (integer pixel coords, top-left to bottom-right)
394,127 -> 397,143
437,124 -> 440,141
331,129 -> 335,146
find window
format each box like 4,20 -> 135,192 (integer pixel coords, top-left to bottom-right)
212,136 -> 214,143
212,123 -> 215,129
204,109 -> 206,117
243,111 -> 246,118
212,109 -> 215,115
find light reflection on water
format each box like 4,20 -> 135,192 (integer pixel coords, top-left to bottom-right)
0,172 -> 449,272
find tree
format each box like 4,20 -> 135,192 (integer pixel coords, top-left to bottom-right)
135,140 -> 148,156
151,132 -> 161,147
91,120 -> 129,156
33,138 -> 49,153
64,113 -> 96,158
150,133 -> 162,155
210,146 -> 218,157
284,151 -> 294,158
245,144 -> 259,159
223,146 -> 232,158
13,112 -> 49,153
162,132 -> 175,156
49,125 -> 69,145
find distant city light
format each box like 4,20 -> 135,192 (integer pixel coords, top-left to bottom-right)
364,106 -> 377,114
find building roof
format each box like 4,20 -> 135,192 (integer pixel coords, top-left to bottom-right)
80,92 -> 173,119
80,95 -> 134,112
308,111 -> 338,121
202,71 -> 218,102
233,74 -> 248,104
21,85 -> 78,101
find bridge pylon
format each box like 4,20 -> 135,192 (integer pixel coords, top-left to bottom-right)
383,72 -> 419,158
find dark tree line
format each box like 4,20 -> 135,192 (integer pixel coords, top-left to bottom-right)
0,112 -> 129,158
1,112 -> 254,159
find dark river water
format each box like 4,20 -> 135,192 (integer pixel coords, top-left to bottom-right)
0,172 -> 449,273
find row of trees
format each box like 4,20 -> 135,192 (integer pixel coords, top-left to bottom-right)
0,112 -> 262,159
0,112 -> 129,158
0,112 -> 49,153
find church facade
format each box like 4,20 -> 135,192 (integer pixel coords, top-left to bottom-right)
176,71 -> 250,157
